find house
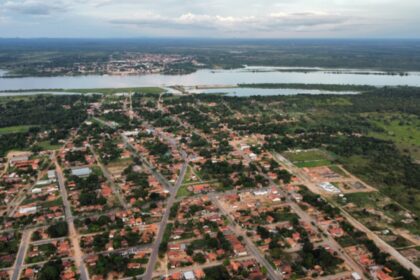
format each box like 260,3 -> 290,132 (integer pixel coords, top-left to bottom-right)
375,269 -> 393,280
194,269 -> 205,279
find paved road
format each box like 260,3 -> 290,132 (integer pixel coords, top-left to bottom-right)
10,229 -> 32,280
142,161 -> 189,280
55,161 -> 90,280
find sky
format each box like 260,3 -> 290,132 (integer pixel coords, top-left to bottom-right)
0,0 -> 419,38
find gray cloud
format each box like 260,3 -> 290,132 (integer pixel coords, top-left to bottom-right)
108,11 -> 356,33
0,0 -> 419,38
2,0 -> 67,16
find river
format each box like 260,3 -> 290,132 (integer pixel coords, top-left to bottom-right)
1,67 -> 420,92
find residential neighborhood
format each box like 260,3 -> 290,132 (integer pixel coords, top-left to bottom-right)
0,91 -> 419,280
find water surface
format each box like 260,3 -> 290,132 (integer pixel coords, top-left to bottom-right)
190,87 -> 360,96
1,67 -> 420,91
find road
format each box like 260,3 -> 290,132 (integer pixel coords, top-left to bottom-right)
10,229 -> 32,280
220,140 -> 367,279
88,145 -> 128,209
55,160 -> 90,280
93,117 -> 173,192
286,197 -> 367,278
151,256 -> 255,279
249,152 -> 367,278
32,236 -> 67,246
339,206 -> 420,277
209,193 -> 281,280
121,133 -> 173,192
83,243 -> 152,259
142,161 -> 189,280
272,152 -> 420,278
7,152 -> 56,217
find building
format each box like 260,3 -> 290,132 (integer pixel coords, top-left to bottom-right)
9,155 -> 29,164
253,190 -> 268,196
319,182 -> 341,194
351,272 -> 362,280
183,271 -> 195,280
71,167 -> 92,177
18,206 -> 37,215
48,170 -> 57,180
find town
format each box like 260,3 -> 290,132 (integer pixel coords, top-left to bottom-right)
2,53 -> 201,77
0,87 -> 419,280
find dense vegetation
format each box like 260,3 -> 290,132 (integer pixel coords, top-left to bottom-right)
0,95 -> 98,156
239,83 -> 376,92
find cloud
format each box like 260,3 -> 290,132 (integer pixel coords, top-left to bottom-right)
110,12 -> 258,31
108,11 -> 357,33
0,0 -> 418,38
2,0 -> 67,16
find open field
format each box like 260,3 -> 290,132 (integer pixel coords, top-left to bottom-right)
283,149 -> 333,167
36,140 -> 62,150
0,125 -> 36,135
338,192 -> 420,236
367,114 -> 420,160
176,184 -> 193,198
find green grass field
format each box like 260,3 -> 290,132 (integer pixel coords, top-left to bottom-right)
283,149 -> 334,168
367,113 -> 420,160
295,159 -> 332,168
328,165 -> 349,177
36,140 -> 62,150
0,125 -> 36,135
176,185 -> 193,198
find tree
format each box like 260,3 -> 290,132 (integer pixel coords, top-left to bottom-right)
37,259 -> 63,280
47,222 -> 68,238
193,252 -> 206,264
